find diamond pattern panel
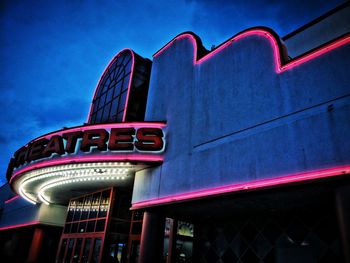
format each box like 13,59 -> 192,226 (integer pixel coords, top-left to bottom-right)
194,212 -> 343,263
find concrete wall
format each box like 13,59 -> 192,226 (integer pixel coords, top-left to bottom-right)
132,30 -> 350,203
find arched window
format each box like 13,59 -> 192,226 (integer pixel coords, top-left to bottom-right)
89,49 -> 151,124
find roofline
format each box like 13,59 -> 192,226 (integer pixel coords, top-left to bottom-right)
282,1 -> 350,41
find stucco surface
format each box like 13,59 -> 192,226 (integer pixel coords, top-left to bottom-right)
133,31 -> 350,203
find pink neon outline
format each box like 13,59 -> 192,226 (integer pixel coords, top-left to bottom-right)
0,221 -> 40,231
10,155 -> 163,184
87,48 -> 136,123
32,122 -> 166,142
9,122 -> 166,184
4,195 -> 20,204
131,166 -> 350,209
153,29 -> 350,73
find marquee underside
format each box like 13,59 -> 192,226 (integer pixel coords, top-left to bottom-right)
12,162 -> 151,205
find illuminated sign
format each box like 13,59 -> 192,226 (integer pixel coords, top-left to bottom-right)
7,122 -> 166,179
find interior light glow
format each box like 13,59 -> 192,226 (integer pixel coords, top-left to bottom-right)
37,173 -> 127,205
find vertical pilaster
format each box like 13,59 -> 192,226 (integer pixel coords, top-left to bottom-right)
139,211 -> 165,263
27,227 -> 44,262
167,219 -> 178,263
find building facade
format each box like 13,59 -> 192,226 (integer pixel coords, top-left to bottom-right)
1,3 -> 350,263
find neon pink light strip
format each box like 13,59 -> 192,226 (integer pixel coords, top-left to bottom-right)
153,30 -> 350,73
86,48 -> 136,123
4,195 -> 20,204
131,166 -> 350,209
0,221 -> 39,231
32,122 -> 166,142
10,154 -> 163,184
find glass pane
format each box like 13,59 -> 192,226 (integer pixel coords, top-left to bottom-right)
101,77 -> 111,90
85,195 -> 92,206
73,198 -> 83,221
89,209 -> 98,219
177,221 -> 194,237
95,109 -> 102,124
132,222 -> 142,235
67,207 -> 74,222
98,207 -> 108,218
63,223 -> 71,234
116,112 -> 124,122
89,193 -> 101,219
118,91 -> 128,113
91,238 -> 102,263
124,56 -> 132,73
71,223 -> 79,233
72,238 -> 83,263
89,50 -> 134,124
117,243 -> 126,263
78,221 -> 87,233
100,93 -> 107,107
81,238 -> 92,263
110,220 -> 130,234
91,101 -> 98,115
101,190 -> 110,203
130,241 -> 140,263
95,219 -> 106,232
122,76 -> 130,92
90,113 -> 96,124
81,208 -> 89,221
98,78 -> 109,95
98,190 -> 110,218
133,211 -> 144,220
101,103 -> 112,122
73,210 -> 81,221
110,99 -> 119,118
109,242 -> 127,263
109,114 -> 116,123
64,239 -> 75,263
115,67 -> 125,84
95,98 -> 101,110
86,220 -> 96,232
106,87 -> 114,104
92,193 -> 101,206
108,63 -> 116,77
114,80 -> 122,98
112,194 -> 131,219
58,239 -> 68,261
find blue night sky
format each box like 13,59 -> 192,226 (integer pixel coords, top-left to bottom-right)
0,0 -> 345,185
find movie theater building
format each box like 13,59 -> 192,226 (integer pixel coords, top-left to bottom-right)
1,3 -> 350,263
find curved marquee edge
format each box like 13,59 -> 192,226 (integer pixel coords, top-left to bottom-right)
153,27 -> 350,73
10,155 -> 164,185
